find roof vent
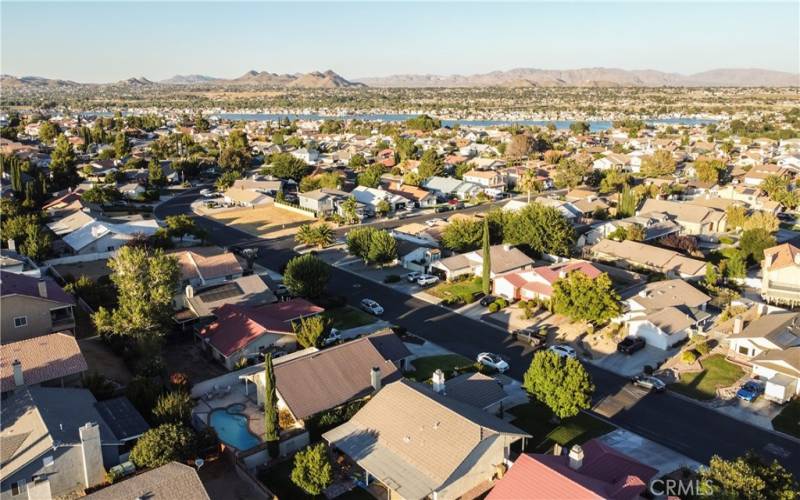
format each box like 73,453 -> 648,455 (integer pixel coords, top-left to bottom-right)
403,435 -> 411,444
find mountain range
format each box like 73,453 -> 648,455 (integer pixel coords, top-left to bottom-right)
2,67 -> 797,88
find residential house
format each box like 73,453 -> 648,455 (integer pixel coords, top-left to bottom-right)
386,181 -> 438,207
431,370 -> 509,414
47,209 -> 97,237
0,387 -> 147,500
423,176 -> 482,201
222,186 -> 274,207
62,219 -> 160,255
761,243 -> 800,307
376,148 -> 396,168
298,188 -> 350,216
169,246 -> 246,308
290,147 -> 320,164
351,186 -> 411,214
487,441 -> 657,500
392,222 -> 442,248
592,153 -> 631,172
463,169 -> 506,195
621,279 -> 711,350
591,239 -> 706,280
324,379 -> 529,500
85,462 -> 210,500
638,199 -> 726,236
493,260 -> 603,302
0,332 -> 87,393
0,272 -> 75,343
401,246 -> 442,273
432,244 -> 534,281
743,164 -> 786,186
585,213 -> 681,245
534,197 -> 582,221
181,274 -> 277,321
117,182 -> 146,200
0,249 -> 42,278
197,298 -> 324,369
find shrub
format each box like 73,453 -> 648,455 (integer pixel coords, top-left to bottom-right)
383,274 -> 401,283
291,443 -> 333,496
488,302 -> 500,313
695,340 -> 711,356
681,350 -> 699,364
719,236 -> 734,245
130,424 -> 196,468
152,391 -> 193,424
494,297 -> 509,308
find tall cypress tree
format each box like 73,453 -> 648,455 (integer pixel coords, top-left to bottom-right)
482,217 -> 491,295
264,353 -> 280,457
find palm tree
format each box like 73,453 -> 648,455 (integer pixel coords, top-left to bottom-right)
294,223 -> 335,249
314,223 -> 335,249
518,169 -> 541,203
295,224 -> 317,247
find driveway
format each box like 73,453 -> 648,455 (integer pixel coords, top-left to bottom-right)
593,345 -> 680,377
599,429 -> 702,476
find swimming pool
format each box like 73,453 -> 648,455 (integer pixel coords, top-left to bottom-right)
208,404 -> 261,451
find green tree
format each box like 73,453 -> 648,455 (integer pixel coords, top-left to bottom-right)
616,183 -> 637,218
152,391 -> 193,424
293,315 -> 329,349
348,153 -> 366,168
518,169 -> 543,203
553,158 -> 587,189
704,263 -> 719,287
376,199 -> 391,217
266,153 -> 311,181
356,163 -> 385,188
552,271 -> 621,324
346,227 -> 376,261
523,350 -> 595,419
218,147 -> 251,172
504,203 -> 576,256
726,205 -> 748,230
165,214 -> 201,242
264,354 -> 280,456
699,452 -> 798,499
625,223 -> 646,241
724,250 -> 748,279
114,132 -> 129,158
283,254 -> 331,297
295,223 -> 335,249
291,443 -> 334,496
38,121 -> 58,143
441,218 -> 483,253
19,222 -> 53,262
740,228 -> 776,263
481,218 -> 491,295
505,134 -> 532,159
83,185 -> 122,205
417,149 -> 443,179
92,246 -> 180,340
50,134 -> 79,189
743,211 -> 779,233
317,171 -> 342,190
130,424 -> 196,468
340,196 -> 360,225
569,121 -> 590,135
695,157 -> 726,184
641,150 -> 676,177
367,229 -> 398,266
215,170 -> 241,191
148,159 -> 166,186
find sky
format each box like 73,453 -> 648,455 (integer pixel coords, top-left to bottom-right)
1,1 -> 798,82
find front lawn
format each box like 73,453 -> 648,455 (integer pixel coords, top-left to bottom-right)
428,277 -> 484,305
672,354 -> 745,401
409,354 -> 475,382
509,401 -> 614,452
322,306 -> 377,330
772,399 -> 800,439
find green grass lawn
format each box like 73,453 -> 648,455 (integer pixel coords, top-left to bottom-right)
322,306 -> 377,330
772,399 -> 800,439
509,401 -> 614,452
672,354 -> 745,401
428,277 -> 484,303
409,354 -> 474,382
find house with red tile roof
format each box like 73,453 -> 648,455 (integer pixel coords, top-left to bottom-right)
487,441 -> 657,500
197,298 -> 323,369
0,271 -> 76,344
493,260 -> 602,302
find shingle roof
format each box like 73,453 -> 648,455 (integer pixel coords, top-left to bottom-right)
623,279 -> 710,310
444,372 -> 508,409
85,462 -> 210,500
274,335 -> 403,420
729,312 -> 800,347
94,397 -> 150,442
169,246 -> 244,283
0,271 -> 74,305
0,332 -> 87,392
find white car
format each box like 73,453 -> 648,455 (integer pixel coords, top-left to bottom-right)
321,329 -> 342,346
547,344 -> 577,359
476,352 -> 509,373
406,272 -> 423,283
416,274 -> 440,286
200,188 -> 217,198
425,218 -> 444,227
360,298 -> 384,315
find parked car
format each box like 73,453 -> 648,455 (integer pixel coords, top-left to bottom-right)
736,380 -> 764,402
631,374 -> 666,392
406,272 -> 422,283
416,274 -> 440,286
512,329 -> 545,349
360,298 -> 384,315
479,295 -> 497,307
425,218 -> 445,227
476,352 -> 509,373
547,344 -> 577,359
321,328 -> 342,347
200,188 -> 217,198
617,336 -> 646,355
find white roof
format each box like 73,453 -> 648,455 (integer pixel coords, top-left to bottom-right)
63,219 -> 159,251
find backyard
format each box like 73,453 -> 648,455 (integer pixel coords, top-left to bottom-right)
509,401 -> 614,452
671,354 -> 745,401
772,399 -> 800,439
428,276 -> 484,305
408,354 -> 475,382
207,205 -> 313,238
322,306 -> 377,330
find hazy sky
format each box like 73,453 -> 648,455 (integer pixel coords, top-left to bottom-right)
2,1 -> 798,82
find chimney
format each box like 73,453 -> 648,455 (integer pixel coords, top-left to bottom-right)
733,317 -> 743,335
432,369 -> 446,394
568,445 -> 584,470
553,443 -> 563,456
12,360 -> 23,387
37,279 -> 48,299
79,422 -> 105,489
185,285 -> 194,299
370,367 -> 381,392
7,239 -> 15,252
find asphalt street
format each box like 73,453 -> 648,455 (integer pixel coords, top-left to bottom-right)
156,190 -> 800,474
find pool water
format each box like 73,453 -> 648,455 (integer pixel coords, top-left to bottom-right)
209,404 -> 261,450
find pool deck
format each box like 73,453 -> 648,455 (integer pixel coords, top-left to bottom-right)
193,380 -> 266,448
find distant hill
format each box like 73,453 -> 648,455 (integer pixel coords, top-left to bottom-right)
160,74 -> 219,85
356,67 -> 800,88
0,75 -> 81,87
228,69 -> 364,88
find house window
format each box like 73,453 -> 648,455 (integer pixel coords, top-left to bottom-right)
13,316 -> 27,328
11,480 -> 25,496
738,345 -> 750,356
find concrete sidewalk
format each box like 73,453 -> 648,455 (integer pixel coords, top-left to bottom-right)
599,429 -> 702,476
